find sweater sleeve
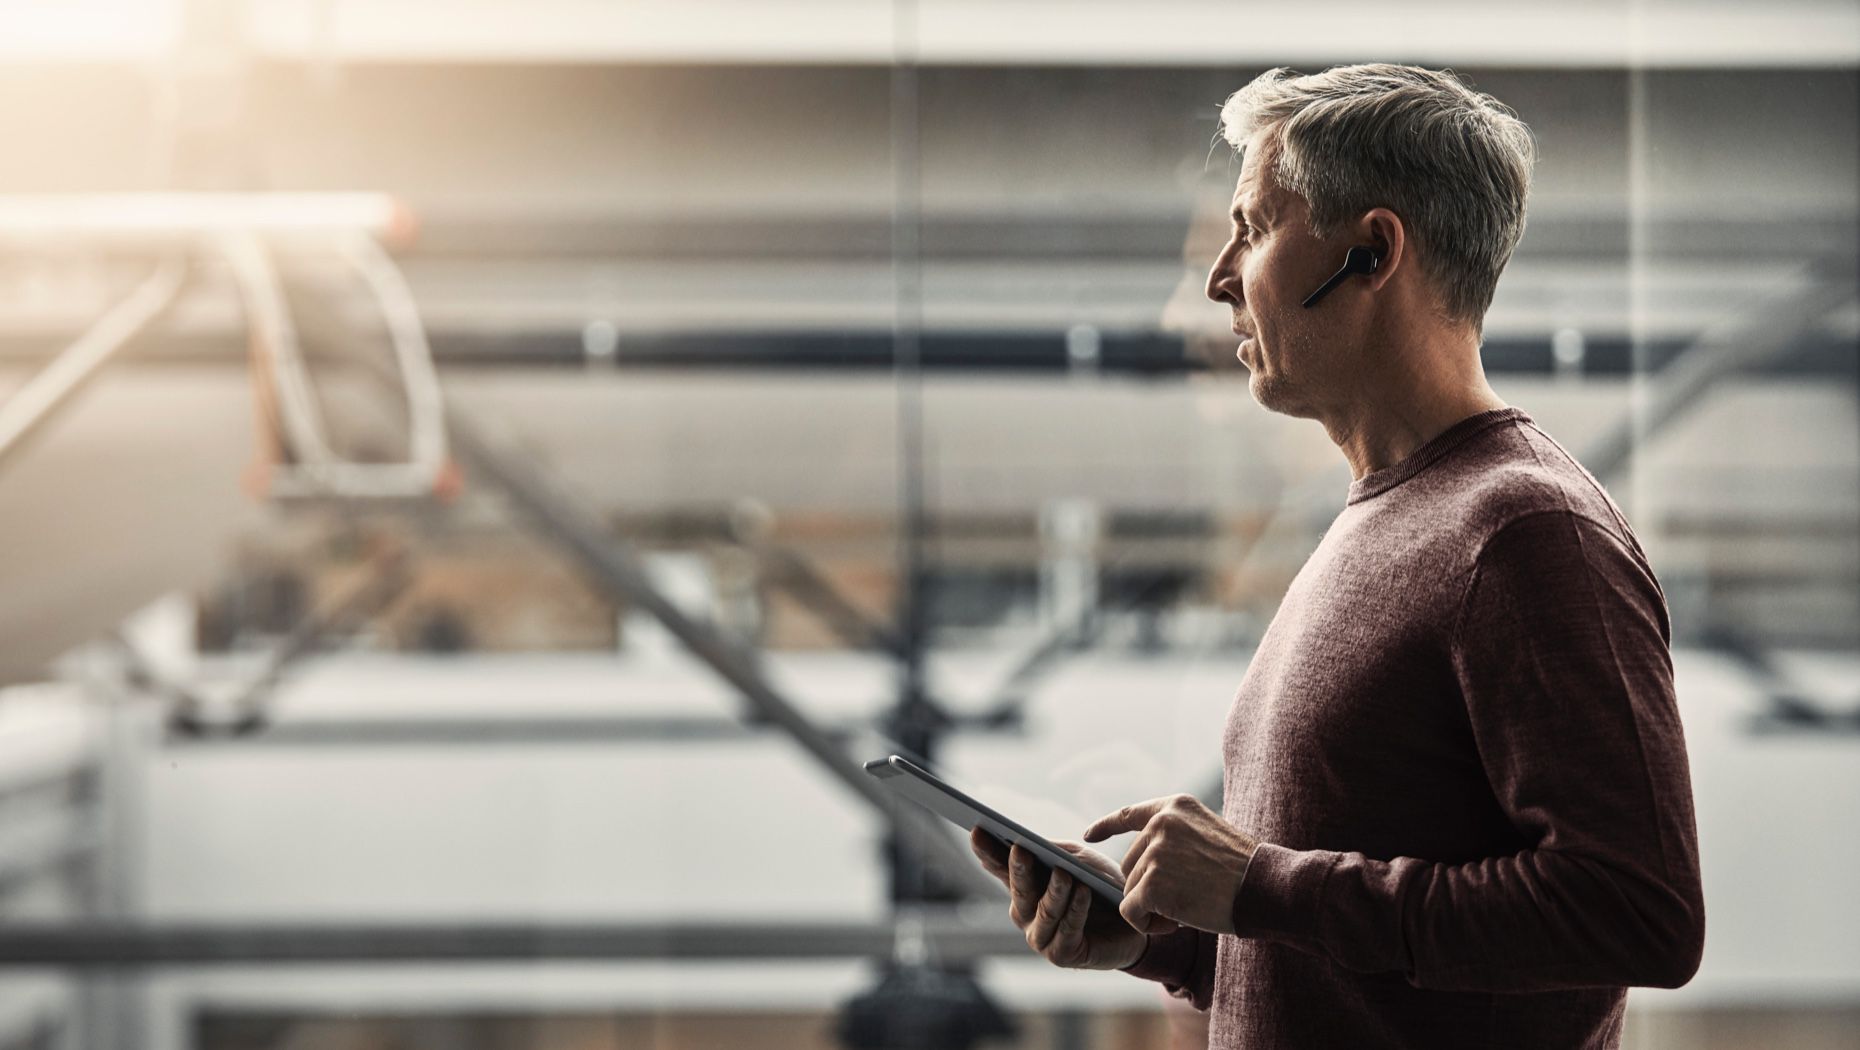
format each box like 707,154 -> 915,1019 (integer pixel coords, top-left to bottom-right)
1228,510 -> 1705,992
1119,927 -> 1218,1010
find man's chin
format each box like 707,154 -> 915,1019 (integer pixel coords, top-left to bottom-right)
1247,370 -> 1281,411
1248,372 -> 1313,419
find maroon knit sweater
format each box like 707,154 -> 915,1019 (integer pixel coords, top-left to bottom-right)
1123,407 -> 1704,1048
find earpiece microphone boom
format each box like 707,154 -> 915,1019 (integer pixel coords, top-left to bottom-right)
1301,246 -> 1381,308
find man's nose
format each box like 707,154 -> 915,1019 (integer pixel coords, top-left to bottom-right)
1205,255 -> 1237,306
1205,241 -> 1240,305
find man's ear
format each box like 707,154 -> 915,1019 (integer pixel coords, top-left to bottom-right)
1358,208 -> 1406,293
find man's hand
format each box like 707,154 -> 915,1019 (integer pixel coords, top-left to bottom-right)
1084,794 -> 1258,935
969,828 -> 1147,971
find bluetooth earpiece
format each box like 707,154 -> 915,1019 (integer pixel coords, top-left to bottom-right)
1301,246 -> 1382,308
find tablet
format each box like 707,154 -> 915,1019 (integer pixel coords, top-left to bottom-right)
864,754 -> 1125,905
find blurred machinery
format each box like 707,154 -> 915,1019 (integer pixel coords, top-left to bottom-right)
0,185 -> 1051,1049
0,4 -> 1855,1048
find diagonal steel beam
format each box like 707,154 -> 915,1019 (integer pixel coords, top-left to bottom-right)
970,550 -> 1222,728
441,410 -> 1000,900
168,548 -> 418,738
751,540 -> 912,661
0,260 -> 186,473
1583,259 -> 1858,485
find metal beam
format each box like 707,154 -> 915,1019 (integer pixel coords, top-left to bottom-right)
0,195 -> 405,242
971,552 -> 1217,728
161,714 -> 870,749
1582,260 -> 1859,486
0,920 -> 1027,967
753,541 -> 911,661
168,548 -> 416,738
0,260 -> 185,472
235,1 -> 1860,69
442,411 -> 1000,900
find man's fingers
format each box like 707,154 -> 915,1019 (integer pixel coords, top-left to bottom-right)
1118,825 -> 1160,881
1084,797 -> 1167,843
1119,899 -> 1175,934
969,828 -> 1010,883
1007,844 -> 1047,928
1039,880 -> 1092,965
1060,877 -> 1091,938
1027,869 -> 1073,953
1117,873 -> 1180,935
1117,878 -> 1148,932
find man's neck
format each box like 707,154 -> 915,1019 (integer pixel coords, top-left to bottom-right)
1320,334 -> 1507,482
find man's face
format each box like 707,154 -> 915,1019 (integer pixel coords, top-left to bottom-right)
1204,133 -> 1358,417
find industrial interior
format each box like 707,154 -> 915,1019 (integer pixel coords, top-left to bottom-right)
0,1 -> 1856,1048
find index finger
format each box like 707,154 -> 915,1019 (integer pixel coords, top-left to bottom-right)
1083,797 -> 1167,843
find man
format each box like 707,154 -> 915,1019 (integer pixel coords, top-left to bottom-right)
969,64 -> 1704,1048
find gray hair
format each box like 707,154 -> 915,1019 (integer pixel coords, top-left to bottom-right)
1219,64 -> 1536,331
